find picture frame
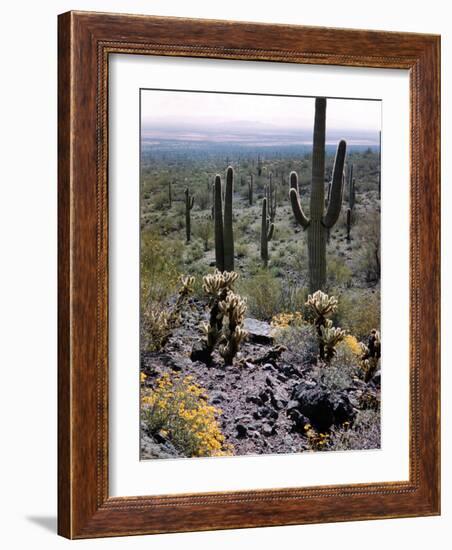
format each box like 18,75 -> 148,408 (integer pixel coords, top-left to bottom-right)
58,10 -> 440,539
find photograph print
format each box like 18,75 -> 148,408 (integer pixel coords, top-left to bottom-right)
140,89 -> 381,460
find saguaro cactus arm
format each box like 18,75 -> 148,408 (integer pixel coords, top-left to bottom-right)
267,221 -> 274,241
323,139 -> 347,229
289,170 -> 310,229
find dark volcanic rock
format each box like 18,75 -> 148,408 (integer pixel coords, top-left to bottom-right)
290,385 -> 356,432
236,424 -> 249,438
262,424 -> 276,437
190,341 -> 212,364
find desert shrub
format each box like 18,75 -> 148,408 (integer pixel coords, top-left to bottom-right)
238,269 -> 282,320
196,187 -> 211,211
279,281 -> 308,313
341,334 -> 362,357
235,241 -> 248,258
327,256 -> 353,287
292,246 -> 308,275
274,322 -> 318,365
152,191 -> 169,211
308,339 -> 360,392
358,211 -> 380,282
311,359 -> 355,392
286,241 -> 298,256
141,373 -> 233,457
141,231 -> 184,305
271,311 -> 303,330
327,409 -> 381,451
359,242 -> 381,283
185,240 -> 204,264
274,225 -> 291,241
141,276 -> 194,352
304,424 -> 330,451
334,290 -> 380,340
194,217 -> 213,251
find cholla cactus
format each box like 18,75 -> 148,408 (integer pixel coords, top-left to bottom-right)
306,290 -> 344,362
360,329 -> 381,381
306,290 -> 338,325
218,292 -> 248,365
199,270 -> 247,365
203,270 -> 238,296
320,320 -> 346,362
179,275 -> 195,295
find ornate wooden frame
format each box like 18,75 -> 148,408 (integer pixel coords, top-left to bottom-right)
58,11 -> 440,539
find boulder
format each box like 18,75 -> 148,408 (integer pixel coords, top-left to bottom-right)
244,318 -> 274,345
190,341 -> 212,364
289,385 -> 356,432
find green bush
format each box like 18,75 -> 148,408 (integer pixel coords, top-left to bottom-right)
141,231 -> 184,306
327,256 -> 353,287
238,269 -> 282,321
235,241 -> 248,258
274,322 -> 318,365
333,289 -> 380,340
328,409 -> 381,451
152,191 -> 169,211
185,240 -> 204,264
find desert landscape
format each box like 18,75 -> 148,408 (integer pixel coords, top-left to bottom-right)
140,94 -> 381,459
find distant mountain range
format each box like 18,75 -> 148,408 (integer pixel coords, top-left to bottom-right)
141,122 -> 379,148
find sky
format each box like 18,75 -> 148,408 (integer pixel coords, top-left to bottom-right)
141,89 -> 381,146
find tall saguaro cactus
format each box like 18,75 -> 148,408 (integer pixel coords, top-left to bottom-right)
214,167 -> 235,272
248,174 -> 254,206
168,180 -> 173,208
184,187 -> 194,243
290,97 -> 347,291
346,208 -> 351,242
261,197 -> 274,267
348,165 -> 356,210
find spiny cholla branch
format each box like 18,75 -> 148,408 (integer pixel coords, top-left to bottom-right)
200,270 -> 247,365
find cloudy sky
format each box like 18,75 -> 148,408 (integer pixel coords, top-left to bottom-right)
141,89 -> 381,146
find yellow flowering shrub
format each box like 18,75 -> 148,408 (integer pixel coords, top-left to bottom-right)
271,311 -> 303,330
141,373 -> 233,458
342,334 -> 362,356
304,423 -> 330,451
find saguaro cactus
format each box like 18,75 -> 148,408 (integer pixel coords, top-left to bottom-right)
257,155 -> 262,176
260,197 -> 275,267
248,174 -> 254,206
266,173 -> 277,222
184,187 -> 194,243
348,165 -> 356,210
214,167 -> 235,271
346,208 -> 351,242
290,97 -> 347,291
168,180 -> 173,208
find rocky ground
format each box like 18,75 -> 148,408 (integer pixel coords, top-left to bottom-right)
140,299 -> 380,459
